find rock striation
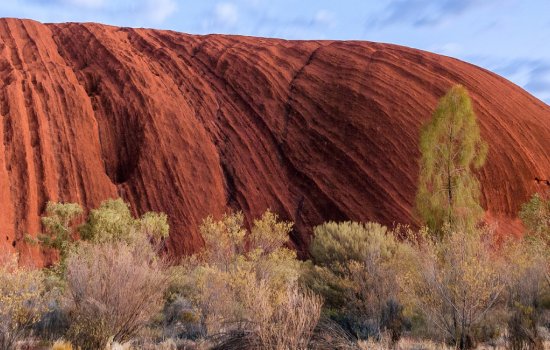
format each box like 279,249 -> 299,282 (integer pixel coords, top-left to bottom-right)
0,18 -> 548,264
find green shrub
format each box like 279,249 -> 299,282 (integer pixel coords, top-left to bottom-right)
33,202 -> 83,271
520,192 -> 550,244
79,198 -> 169,245
307,221 -> 410,341
501,237 -> 549,350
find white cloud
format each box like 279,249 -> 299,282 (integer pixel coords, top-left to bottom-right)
214,2 -> 239,27
313,10 -> 336,27
146,0 -> 177,23
63,0 -> 105,9
430,42 -> 462,57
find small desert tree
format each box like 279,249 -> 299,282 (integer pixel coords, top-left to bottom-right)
416,85 -> 488,234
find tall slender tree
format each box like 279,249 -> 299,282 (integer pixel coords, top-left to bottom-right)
416,85 -> 488,234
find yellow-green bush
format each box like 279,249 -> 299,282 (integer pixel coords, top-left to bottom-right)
307,221 -> 411,341
173,210 -> 321,349
519,192 -> 550,240
39,199 -> 173,350
79,198 -> 169,245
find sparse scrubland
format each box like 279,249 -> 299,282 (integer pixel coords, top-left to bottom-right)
0,85 -> 549,350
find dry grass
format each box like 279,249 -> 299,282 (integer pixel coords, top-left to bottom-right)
51,340 -> 73,350
208,286 -> 323,350
358,336 -> 550,350
256,287 -> 323,349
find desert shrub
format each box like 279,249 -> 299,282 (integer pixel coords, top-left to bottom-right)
79,198 -> 169,246
191,211 -> 301,332
501,238 -> 549,350
30,202 -> 83,272
0,254 -> 50,350
381,299 -> 407,345
33,199 -> 169,279
78,198 -> 135,243
175,210 -> 321,349
307,221 -> 410,341
255,286 -> 322,349
210,285 -> 322,350
400,226 -> 505,349
504,193 -> 550,349
519,192 -> 550,290
520,192 -> 550,240
160,294 -> 204,340
63,237 -> 169,350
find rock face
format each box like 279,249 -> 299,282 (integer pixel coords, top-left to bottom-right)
0,18 -> 548,265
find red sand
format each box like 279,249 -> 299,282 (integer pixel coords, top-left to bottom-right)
0,19 -> 548,265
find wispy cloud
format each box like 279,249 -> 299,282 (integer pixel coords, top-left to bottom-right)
201,2 -> 240,32
490,58 -> 550,103
14,0 -> 177,24
64,0 -> 106,9
367,0 -> 482,28
313,10 -> 336,28
430,42 -> 463,56
200,2 -> 336,38
215,2 -> 239,27
146,0 -> 177,23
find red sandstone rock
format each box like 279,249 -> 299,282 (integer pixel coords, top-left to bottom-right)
0,19 -> 548,264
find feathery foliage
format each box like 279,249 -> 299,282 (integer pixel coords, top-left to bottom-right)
36,202 -> 83,265
416,85 -> 488,234
79,198 -> 169,245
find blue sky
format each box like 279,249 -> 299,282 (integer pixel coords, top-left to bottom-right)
1,0 -> 549,104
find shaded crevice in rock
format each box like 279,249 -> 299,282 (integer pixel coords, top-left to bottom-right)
50,24 -> 146,186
